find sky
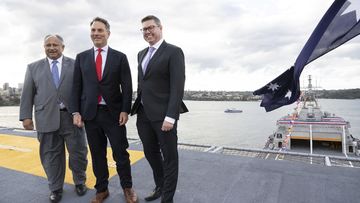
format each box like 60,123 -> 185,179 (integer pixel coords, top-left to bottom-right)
0,0 -> 359,91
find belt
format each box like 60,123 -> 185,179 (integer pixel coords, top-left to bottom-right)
60,108 -> 67,112
97,105 -> 108,110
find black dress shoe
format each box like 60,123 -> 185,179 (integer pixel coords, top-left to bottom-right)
49,189 -> 63,203
144,186 -> 162,201
161,200 -> 173,203
75,184 -> 88,196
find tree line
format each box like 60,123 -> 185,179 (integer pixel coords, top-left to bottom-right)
0,89 -> 359,106
315,89 -> 360,99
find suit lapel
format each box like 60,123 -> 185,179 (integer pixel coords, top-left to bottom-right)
143,41 -> 167,78
139,48 -> 148,78
101,47 -> 111,81
86,48 -> 98,82
58,56 -> 68,87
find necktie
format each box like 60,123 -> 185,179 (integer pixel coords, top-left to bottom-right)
142,47 -> 155,74
96,48 -> 103,81
96,49 -> 102,103
51,60 -> 60,88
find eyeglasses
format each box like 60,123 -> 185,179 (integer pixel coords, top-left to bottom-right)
140,25 -> 158,33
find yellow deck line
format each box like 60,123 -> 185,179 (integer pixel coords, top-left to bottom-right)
0,133 -> 144,188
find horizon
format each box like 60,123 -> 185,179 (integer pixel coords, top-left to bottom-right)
1,82 -> 359,92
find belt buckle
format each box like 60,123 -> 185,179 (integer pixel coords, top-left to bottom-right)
97,105 -> 107,110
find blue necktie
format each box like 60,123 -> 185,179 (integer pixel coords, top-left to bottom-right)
142,47 -> 155,74
51,60 -> 60,88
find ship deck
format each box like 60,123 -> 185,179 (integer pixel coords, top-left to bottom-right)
1,127 -> 360,203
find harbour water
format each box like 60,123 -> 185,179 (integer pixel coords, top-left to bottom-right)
1,99 -> 359,148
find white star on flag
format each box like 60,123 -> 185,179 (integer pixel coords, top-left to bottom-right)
285,90 -> 292,99
267,83 -> 280,91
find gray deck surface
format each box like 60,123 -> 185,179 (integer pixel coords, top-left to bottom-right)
1,128 -> 360,203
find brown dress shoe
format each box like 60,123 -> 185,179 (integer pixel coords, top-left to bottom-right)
91,190 -> 109,203
123,188 -> 138,203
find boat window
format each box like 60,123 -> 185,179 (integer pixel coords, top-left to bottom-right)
276,133 -> 282,138
307,113 -> 315,118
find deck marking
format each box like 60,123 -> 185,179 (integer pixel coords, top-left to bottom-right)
0,133 -> 144,188
0,144 -> 32,152
13,129 -> 36,133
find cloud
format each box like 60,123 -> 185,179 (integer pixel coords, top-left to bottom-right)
0,0 -> 359,91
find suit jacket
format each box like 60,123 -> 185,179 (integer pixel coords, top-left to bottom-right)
19,56 -> 75,133
70,47 -> 133,121
131,41 -> 188,121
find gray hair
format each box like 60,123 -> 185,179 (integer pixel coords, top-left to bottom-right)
44,34 -> 64,44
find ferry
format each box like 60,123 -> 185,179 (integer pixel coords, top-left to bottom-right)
224,108 -> 243,113
265,75 -> 360,157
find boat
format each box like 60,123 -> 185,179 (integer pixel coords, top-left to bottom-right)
224,108 -> 242,113
264,75 -> 360,156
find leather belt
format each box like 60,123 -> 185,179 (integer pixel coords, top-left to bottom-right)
97,105 -> 108,110
60,108 -> 67,112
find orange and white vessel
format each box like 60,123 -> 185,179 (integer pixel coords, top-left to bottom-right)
265,75 -> 359,156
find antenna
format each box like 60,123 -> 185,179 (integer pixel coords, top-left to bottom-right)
308,75 -> 312,90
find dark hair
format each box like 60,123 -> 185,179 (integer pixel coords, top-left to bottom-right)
141,15 -> 161,26
90,17 -> 110,31
44,34 -> 64,44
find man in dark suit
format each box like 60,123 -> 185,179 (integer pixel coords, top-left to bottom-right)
131,15 -> 188,203
19,34 -> 88,203
70,17 -> 138,203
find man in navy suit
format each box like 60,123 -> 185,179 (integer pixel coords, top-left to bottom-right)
70,17 -> 138,203
131,15 -> 188,203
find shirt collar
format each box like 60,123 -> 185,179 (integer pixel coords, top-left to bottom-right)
94,45 -> 109,53
150,39 -> 164,50
47,55 -> 63,66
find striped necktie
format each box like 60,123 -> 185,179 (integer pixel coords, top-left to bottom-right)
51,60 -> 60,88
142,47 -> 155,74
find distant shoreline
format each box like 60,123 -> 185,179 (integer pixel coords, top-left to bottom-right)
1,89 -> 359,106
0,97 -> 359,107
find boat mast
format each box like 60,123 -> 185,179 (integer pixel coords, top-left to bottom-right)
342,126 -> 347,156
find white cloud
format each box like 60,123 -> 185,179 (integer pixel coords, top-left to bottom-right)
0,0 -> 359,90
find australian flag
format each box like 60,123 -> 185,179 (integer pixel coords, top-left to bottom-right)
254,0 -> 360,112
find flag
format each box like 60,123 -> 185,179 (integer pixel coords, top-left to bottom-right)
254,0 -> 360,112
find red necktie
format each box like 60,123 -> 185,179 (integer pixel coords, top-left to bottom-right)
96,48 -> 102,103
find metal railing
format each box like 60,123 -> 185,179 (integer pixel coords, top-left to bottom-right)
2,126 -> 360,168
